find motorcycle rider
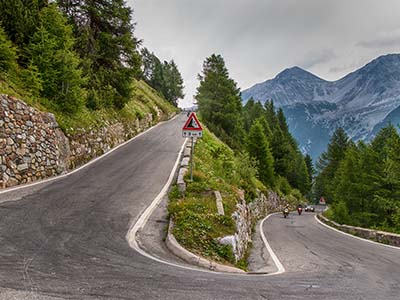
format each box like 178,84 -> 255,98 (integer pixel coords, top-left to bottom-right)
283,203 -> 290,218
297,203 -> 303,215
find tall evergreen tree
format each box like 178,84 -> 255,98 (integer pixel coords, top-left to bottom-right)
243,98 -> 265,132
161,60 -> 184,106
0,26 -> 17,74
247,120 -> 275,186
315,127 -> 349,202
28,4 -> 85,113
305,154 -> 315,184
332,144 -> 366,214
141,48 -> 184,106
0,0 -> 48,55
264,100 -> 278,130
57,0 -> 141,109
195,54 -> 244,149
140,47 -> 155,84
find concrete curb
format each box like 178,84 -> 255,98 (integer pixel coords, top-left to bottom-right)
166,220 -> 246,274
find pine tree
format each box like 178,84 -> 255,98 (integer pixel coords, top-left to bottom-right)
370,125 -> 400,227
195,54 -> 244,149
247,120 -> 275,186
243,98 -> 265,132
28,4 -> 85,114
289,154 -> 311,195
140,49 -> 184,106
315,127 -> 349,202
264,100 -> 278,130
277,107 -> 298,148
332,144 -> 364,214
161,60 -> 184,106
0,26 -> 17,74
57,0 -> 141,109
305,154 -> 315,184
0,0 -> 48,53
270,126 -> 291,177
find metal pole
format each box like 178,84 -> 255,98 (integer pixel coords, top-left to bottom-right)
190,137 -> 194,181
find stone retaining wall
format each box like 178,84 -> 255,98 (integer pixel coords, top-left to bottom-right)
0,95 -> 69,188
0,94 -> 173,188
230,190 -> 285,261
66,113 -> 157,169
317,214 -> 400,247
171,139 -> 287,263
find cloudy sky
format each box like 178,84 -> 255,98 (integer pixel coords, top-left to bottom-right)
129,0 -> 400,107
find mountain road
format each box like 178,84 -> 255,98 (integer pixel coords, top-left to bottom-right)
0,114 -> 399,300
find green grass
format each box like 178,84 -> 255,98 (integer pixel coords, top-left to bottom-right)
168,129 -> 265,269
168,128 -> 306,269
0,75 -> 178,134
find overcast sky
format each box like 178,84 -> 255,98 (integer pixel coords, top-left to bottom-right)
129,0 -> 400,107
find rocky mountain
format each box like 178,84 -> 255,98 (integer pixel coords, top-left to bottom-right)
242,54 -> 400,160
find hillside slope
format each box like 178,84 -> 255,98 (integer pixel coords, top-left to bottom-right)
0,78 -> 178,188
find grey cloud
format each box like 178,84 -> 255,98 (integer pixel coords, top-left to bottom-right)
131,0 -> 400,107
357,29 -> 400,48
299,49 -> 336,70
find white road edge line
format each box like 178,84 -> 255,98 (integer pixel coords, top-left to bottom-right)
0,115 -> 180,196
259,213 -> 286,275
314,215 -> 400,250
127,148 -> 286,277
126,138 -> 224,275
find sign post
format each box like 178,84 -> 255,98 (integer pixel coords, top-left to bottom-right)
182,112 -> 203,181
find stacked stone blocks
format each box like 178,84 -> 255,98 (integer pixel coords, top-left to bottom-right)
0,94 -> 172,189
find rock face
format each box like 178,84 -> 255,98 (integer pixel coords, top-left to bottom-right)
229,190 -> 285,261
0,94 -> 173,189
0,95 -> 69,188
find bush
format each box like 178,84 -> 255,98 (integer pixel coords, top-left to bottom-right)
332,200 -> 351,224
0,26 -> 17,74
276,176 -> 291,195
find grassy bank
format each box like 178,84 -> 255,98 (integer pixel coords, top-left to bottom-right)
0,76 -> 178,133
168,129 -> 265,269
168,127 -> 307,269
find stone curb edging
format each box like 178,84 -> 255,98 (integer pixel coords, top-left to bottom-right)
167,138 -> 244,273
165,219 -> 246,273
317,214 -> 400,248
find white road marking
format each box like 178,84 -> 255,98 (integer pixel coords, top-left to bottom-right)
0,115 -> 180,196
259,213 -> 286,275
127,152 -> 286,276
1,112 -> 288,276
314,215 -> 400,250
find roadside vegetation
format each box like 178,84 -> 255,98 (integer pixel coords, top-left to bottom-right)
195,54 -> 312,197
168,129 -> 264,269
316,126 -> 400,234
169,54 -> 309,268
0,0 -> 182,131
168,127 -> 304,269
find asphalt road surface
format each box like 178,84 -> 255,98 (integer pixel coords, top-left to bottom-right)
0,114 -> 399,300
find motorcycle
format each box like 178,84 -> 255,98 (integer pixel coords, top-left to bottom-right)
297,207 -> 303,215
283,208 -> 289,218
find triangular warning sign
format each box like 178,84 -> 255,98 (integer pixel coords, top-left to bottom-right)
183,112 -> 203,131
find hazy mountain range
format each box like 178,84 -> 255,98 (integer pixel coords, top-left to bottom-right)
241,53 -> 400,160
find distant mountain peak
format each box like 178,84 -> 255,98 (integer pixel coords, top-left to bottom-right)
241,53 -> 400,160
275,66 -> 322,81
278,66 -> 306,75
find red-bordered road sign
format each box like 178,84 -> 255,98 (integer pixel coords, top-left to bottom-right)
182,112 -> 203,137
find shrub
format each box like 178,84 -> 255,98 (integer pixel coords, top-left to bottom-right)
332,200 -> 351,225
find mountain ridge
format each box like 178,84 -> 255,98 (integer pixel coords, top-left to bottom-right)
242,53 -> 400,160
